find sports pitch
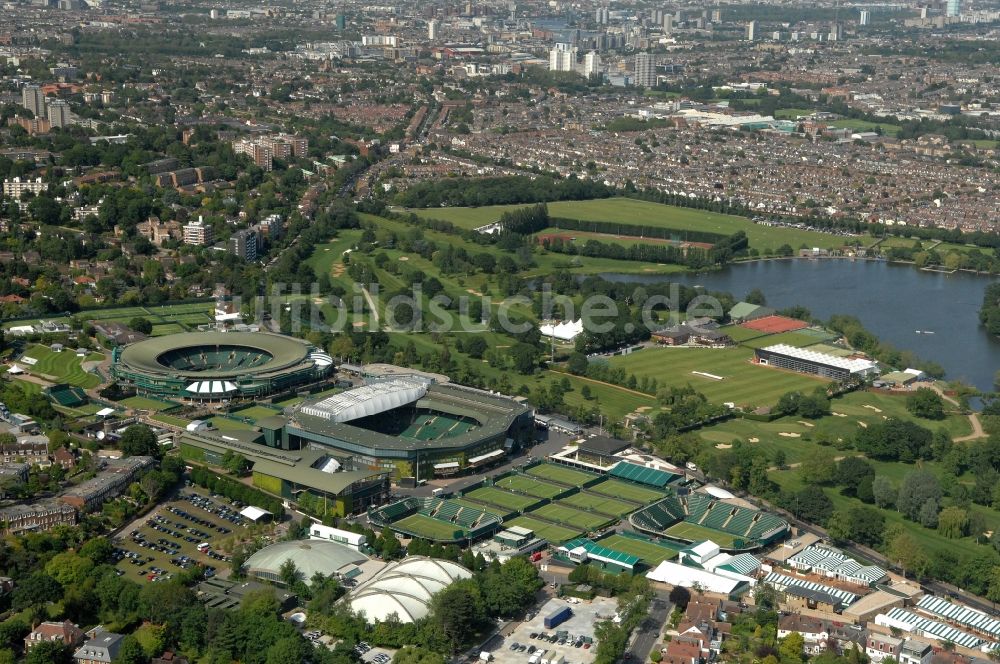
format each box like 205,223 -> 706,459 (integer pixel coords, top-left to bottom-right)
19,345 -> 104,388
525,463 -> 598,487
597,534 -> 681,565
560,492 -> 637,517
395,514 -> 463,541
589,479 -> 668,504
609,346 -> 827,408
465,486 -> 538,511
531,502 -> 615,532
664,522 -> 737,548
496,475 -> 566,499
506,516 -> 581,544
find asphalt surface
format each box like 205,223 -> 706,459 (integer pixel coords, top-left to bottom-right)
626,593 -> 671,663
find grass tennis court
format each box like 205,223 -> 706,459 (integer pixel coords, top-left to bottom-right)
151,323 -> 186,336
401,413 -> 477,441
121,396 -> 178,412
560,492 -> 638,517
589,479 -> 668,504
740,331 -> 823,350
506,516 -> 581,544
598,534 -> 681,565
451,498 -> 507,518
664,522 -> 737,548
395,514 -> 463,541
531,502 -> 614,532
465,487 -> 537,511
151,413 -> 190,427
496,475 -> 566,499
526,463 -> 598,487
230,405 -> 284,422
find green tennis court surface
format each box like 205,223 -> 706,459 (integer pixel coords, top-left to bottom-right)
395,514 -> 463,541
589,479 -> 668,504
526,463 -> 599,486
465,487 -> 537,511
560,492 -> 637,517
531,502 -> 614,531
507,516 -> 581,544
597,534 -> 681,565
496,475 -> 566,499
664,522 -> 736,547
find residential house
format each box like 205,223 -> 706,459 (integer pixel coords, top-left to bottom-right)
778,614 -> 828,654
866,633 -> 902,663
73,629 -> 125,664
24,620 -> 85,651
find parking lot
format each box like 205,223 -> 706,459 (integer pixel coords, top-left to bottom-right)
113,487 -> 254,583
356,641 -> 396,664
489,597 -> 617,664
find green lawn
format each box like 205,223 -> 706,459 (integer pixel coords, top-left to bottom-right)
465,487 -> 537,511
664,522 -> 737,547
506,516 -> 582,544
151,323 -> 187,336
525,462 -> 599,486
609,346 -> 828,409
393,514 -> 463,541
151,413 -> 191,428
740,331 -> 824,349
561,492 -> 638,517
597,533 -> 681,565
20,345 -> 103,388
774,108 -> 818,120
450,498 -> 507,518
407,198 -> 851,252
229,405 -> 284,423
589,479 -> 668,504
530,503 -> 614,531
121,396 -> 178,412
828,118 -> 901,137
495,475 -> 566,499
720,325 -> 769,343
306,229 -> 364,278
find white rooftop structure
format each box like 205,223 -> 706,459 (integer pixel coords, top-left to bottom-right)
876,608 -> 987,650
240,505 -> 272,522
185,380 -> 238,395
760,344 -> 879,376
646,560 -> 750,595
703,485 -> 735,500
347,557 -> 472,623
539,319 -> 584,341
299,377 -> 429,422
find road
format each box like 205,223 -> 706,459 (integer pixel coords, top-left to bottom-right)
626,593 -> 672,663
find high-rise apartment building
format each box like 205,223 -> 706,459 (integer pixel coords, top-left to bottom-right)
634,52 -> 656,88
21,85 -> 45,118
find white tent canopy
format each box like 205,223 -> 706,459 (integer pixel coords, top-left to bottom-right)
539,319 -> 584,341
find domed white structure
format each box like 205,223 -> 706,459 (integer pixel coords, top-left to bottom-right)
244,540 -> 368,586
346,556 -> 471,623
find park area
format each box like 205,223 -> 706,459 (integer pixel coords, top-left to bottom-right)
408,198 -> 852,252
15,344 -> 104,388
609,346 -> 827,409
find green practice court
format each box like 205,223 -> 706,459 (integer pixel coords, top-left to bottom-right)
526,463 -> 598,487
507,516 -> 581,544
530,502 -> 615,532
589,478 -> 668,504
465,486 -> 537,511
394,513 -> 465,541
401,413 -> 477,441
451,498 -> 507,518
496,475 -> 566,499
560,492 -> 638,517
597,533 -> 682,565
20,345 -> 104,388
664,522 -> 737,548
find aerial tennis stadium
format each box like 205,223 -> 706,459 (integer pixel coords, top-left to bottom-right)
111,331 -> 333,401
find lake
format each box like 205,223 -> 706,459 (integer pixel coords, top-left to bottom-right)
606,259 -> 1000,393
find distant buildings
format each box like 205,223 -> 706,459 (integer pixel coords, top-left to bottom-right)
859,9 -> 871,25
428,18 -> 438,40
3,177 -> 48,198
746,20 -> 758,40
946,0 -> 960,16
0,501 -> 76,536
183,217 -> 213,246
583,51 -> 602,77
228,228 -> 258,261
232,134 -> 308,172
21,85 -> 45,117
634,52 -> 656,88
549,43 -> 577,72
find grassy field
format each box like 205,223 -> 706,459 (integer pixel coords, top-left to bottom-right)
394,514 -> 463,541
5,301 -> 215,333
774,108 -> 818,120
589,479 -> 668,504
19,345 -> 103,388
525,462 -> 598,487
407,198 -> 851,251
530,502 -> 614,531
151,413 -> 191,428
506,516 -> 582,544
306,229 -> 364,278
495,475 -> 566,499
560,492 -> 638,517
597,533 -> 681,565
121,396 -> 178,412
465,486 -> 538,511
609,346 -> 828,408
697,389 -> 974,465
828,119 -> 901,137
740,330 -> 824,349
229,405 -> 283,423
664,522 -> 737,547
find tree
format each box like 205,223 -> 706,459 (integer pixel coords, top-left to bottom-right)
431,579 -> 486,650
800,448 -> 838,486
919,498 -> 940,528
25,641 -> 71,664
744,288 -> 767,306
393,647 -> 446,664
937,507 -> 970,539
872,475 -> 896,509
668,585 -> 691,610
786,487 -> 834,525
835,457 -> 875,496
567,352 -> 588,375
112,635 -> 145,664
278,559 -> 300,587
886,530 -> 929,579
906,388 -> 946,420
778,632 -> 805,662
827,506 -> 885,546
897,470 -> 942,521
119,424 -> 160,458
855,418 -> 934,462
381,526 -> 402,559
128,317 -> 153,335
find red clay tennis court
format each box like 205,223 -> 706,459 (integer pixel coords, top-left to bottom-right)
740,315 -> 809,334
